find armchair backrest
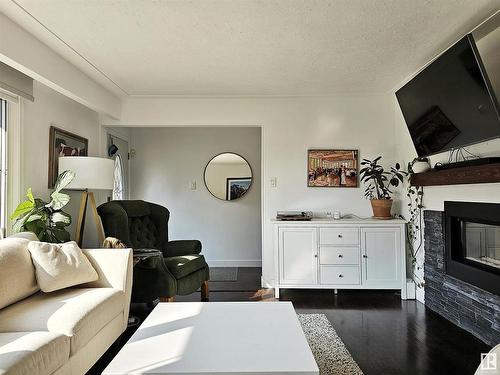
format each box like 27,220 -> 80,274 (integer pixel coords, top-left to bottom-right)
97,200 -> 170,251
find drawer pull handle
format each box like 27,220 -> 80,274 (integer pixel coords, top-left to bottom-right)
338,234 -> 343,238
339,274 -> 343,278
363,255 -> 367,258
338,254 -> 343,258
314,254 -> 318,258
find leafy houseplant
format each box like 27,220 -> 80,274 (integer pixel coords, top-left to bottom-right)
11,170 -> 75,243
411,156 -> 431,174
360,156 -> 406,218
406,158 -> 425,288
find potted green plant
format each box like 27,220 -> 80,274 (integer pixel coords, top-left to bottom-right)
411,156 -> 431,174
406,158 -> 425,289
10,170 -> 75,242
360,156 -> 406,218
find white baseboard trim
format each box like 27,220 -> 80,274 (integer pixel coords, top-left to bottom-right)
261,276 -> 275,289
416,286 -> 425,304
206,260 -> 262,267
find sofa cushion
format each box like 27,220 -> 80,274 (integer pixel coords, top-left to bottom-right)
164,254 -> 207,279
8,232 -> 39,241
0,288 -> 124,355
27,241 -> 98,292
0,331 -> 69,375
0,237 -> 39,310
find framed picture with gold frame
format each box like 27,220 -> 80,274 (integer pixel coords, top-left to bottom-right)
308,149 -> 358,187
48,126 -> 88,188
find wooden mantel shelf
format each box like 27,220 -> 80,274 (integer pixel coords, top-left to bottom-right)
410,163 -> 500,186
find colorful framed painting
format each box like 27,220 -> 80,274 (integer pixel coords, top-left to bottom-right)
226,177 -> 252,200
308,149 -> 358,187
48,126 -> 88,188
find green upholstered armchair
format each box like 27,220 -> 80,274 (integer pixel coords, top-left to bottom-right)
97,200 -> 209,303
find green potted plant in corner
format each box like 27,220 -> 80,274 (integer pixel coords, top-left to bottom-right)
360,156 -> 406,219
406,157 -> 425,289
10,170 -> 75,242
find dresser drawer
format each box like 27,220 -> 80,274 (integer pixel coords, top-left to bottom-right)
320,266 -> 360,285
320,227 -> 359,245
320,247 -> 360,265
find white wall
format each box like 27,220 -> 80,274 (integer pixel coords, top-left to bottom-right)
105,95 -> 398,285
393,96 -> 500,302
0,13 -> 121,119
21,81 -> 105,247
129,127 -> 261,266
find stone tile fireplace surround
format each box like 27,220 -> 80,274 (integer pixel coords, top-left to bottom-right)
424,210 -> 500,347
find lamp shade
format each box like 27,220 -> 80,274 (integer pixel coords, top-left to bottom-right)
58,156 -> 114,190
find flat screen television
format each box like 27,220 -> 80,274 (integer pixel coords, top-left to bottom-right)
396,30 -> 500,157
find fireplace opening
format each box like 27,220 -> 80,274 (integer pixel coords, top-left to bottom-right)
464,222 -> 500,270
445,201 -> 500,296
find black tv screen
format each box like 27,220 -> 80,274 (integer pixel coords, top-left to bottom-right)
396,34 -> 500,157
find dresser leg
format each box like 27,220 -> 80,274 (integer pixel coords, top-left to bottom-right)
275,287 -> 280,299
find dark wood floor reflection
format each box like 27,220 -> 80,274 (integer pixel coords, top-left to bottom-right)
88,267 -> 491,375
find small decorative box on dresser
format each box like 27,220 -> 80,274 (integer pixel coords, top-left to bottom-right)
272,218 -> 407,299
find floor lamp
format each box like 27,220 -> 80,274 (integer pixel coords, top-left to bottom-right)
58,156 -> 114,247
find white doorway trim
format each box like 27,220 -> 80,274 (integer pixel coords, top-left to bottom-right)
101,126 -> 131,200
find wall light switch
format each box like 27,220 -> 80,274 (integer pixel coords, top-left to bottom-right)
271,177 -> 277,188
190,181 -> 197,190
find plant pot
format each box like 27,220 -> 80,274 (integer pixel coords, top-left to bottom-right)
370,199 -> 393,219
412,161 -> 431,173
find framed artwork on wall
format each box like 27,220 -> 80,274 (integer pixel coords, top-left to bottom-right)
226,177 -> 252,200
48,126 -> 88,188
308,149 -> 358,187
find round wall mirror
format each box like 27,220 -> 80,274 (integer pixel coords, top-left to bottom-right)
204,153 -> 253,201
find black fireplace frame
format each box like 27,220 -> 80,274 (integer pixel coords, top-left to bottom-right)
444,201 -> 500,296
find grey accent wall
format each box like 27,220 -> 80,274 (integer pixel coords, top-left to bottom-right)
424,210 -> 500,347
129,127 -> 261,267
22,82 -> 104,247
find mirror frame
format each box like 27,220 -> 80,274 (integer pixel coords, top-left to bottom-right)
203,152 -> 253,201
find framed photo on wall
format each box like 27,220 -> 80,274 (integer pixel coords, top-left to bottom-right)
226,177 -> 252,200
308,149 -> 358,187
48,126 -> 88,188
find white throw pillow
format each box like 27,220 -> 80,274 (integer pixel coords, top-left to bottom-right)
0,237 -> 39,309
27,241 -> 98,292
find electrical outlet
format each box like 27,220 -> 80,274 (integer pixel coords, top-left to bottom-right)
271,177 -> 277,188
190,181 -> 197,190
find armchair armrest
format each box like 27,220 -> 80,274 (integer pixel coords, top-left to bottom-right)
82,248 -> 133,331
164,240 -> 202,257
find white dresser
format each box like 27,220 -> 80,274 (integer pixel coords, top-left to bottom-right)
273,218 -> 407,299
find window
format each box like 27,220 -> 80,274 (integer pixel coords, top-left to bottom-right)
0,99 -> 7,238
112,154 -> 124,200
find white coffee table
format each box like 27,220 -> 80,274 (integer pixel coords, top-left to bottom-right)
103,302 -> 319,375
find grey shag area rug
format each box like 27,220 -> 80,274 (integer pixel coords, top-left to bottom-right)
298,314 -> 363,375
209,267 -> 238,281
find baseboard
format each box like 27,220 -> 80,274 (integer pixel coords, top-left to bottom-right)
261,276 -> 274,289
416,286 -> 425,303
206,260 -> 262,267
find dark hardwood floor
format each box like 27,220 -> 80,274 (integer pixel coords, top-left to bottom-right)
88,267 -> 491,375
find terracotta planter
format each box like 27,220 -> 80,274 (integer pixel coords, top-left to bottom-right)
370,199 -> 393,219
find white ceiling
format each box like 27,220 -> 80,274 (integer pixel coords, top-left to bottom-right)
1,0 -> 499,97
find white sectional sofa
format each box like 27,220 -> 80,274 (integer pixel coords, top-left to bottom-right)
0,233 -> 133,375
